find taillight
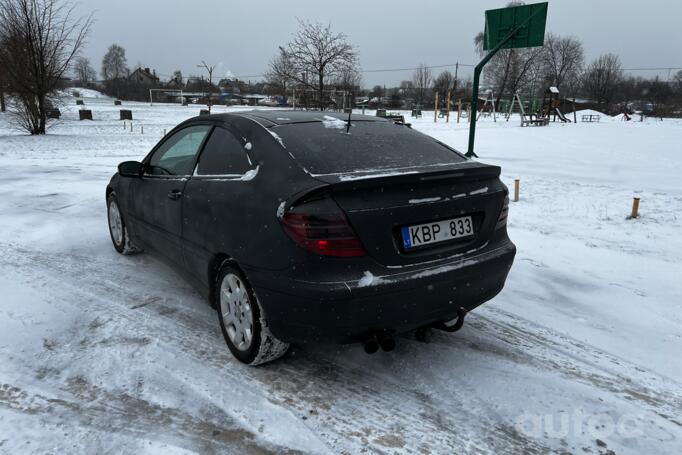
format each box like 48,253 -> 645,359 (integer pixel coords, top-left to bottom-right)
496,194 -> 509,228
280,195 -> 365,257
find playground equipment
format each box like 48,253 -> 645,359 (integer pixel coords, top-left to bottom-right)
477,89 -> 497,121
507,92 -> 548,127
542,86 -> 571,123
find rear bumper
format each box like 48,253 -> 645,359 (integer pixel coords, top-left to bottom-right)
246,240 -> 516,344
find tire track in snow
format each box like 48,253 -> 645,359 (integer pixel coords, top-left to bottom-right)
3,242 -> 680,452
0,381 -> 300,455
469,308 -> 682,425
0,243 -> 551,454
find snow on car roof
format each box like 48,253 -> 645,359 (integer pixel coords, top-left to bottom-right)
240,110 -> 381,125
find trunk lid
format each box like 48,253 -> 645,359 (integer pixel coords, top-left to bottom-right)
313,162 -> 506,267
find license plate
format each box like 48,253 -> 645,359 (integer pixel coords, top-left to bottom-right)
401,216 -> 474,249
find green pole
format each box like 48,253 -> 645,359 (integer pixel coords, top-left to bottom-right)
465,7 -> 546,158
466,65 -> 483,158
466,48 -> 501,158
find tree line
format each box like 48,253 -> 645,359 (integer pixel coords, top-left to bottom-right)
262,19 -> 682,116
2,0 -> 682,135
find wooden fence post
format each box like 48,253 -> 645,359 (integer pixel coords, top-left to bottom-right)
446,90 -> 452,123
630,197 -> 640,218
434,91 -> 439,123
457,99 -> 462,123
514,179 -> 520,202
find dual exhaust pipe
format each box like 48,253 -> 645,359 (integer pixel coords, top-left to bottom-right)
363,334 -> 396,354
363,307 -> 468,354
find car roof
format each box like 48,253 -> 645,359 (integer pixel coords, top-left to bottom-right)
195,110 -> 382,127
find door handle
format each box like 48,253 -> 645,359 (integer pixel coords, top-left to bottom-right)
167,190 -> 182,200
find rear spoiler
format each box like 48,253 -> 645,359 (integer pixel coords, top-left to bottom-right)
310,161 -> 501,190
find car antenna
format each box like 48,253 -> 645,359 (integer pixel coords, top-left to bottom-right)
346,106 -> 352,134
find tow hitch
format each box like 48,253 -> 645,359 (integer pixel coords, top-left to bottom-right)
434,307 -> 468,333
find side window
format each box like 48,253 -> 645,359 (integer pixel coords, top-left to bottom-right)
147,125 -> 212,176
195,127 -> 252,176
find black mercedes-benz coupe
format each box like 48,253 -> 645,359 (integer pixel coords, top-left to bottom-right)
106,111 -> 516,365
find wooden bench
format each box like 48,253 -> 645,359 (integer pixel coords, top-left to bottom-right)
581,114 -> 600,122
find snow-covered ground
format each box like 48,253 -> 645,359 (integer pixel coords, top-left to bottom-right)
1,93 -> 680,454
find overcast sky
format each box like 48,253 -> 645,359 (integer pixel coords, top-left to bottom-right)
74,0 -> 682,87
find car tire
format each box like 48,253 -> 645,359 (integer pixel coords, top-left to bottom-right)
216,264 -> 289,366
107,194 -> 140,255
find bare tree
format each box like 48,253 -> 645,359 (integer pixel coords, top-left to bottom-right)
73,56 -> 96,85
542,33 -> 584,94
581,53 -> 623,111
333,61 -> 362,107
283,20 -> 358,109
412,64 -> 432,107
101,44 -> 128,80
101,44 -> 129,81
0,62 -> 6,112
433,70 -> 455,105
197,61 -> 215,113
474,30 -> 544,104
265,47 -> 295,96
101,44 -> 128,98
0,0 -> 92,134
674,70 -> 682,96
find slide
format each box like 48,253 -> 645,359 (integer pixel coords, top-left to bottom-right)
554,108 -> 571,123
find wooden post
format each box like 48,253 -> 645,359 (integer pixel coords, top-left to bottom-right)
446,90 -> 452,123
141,124 -> 144,134
467,104 -> 471,123
572,97 -> 577,124
630,197 -> 640,218
123,121 -> 126,130
514,179 -> 520,202
163,129 -> 166,136
457,99 -> 462,123
434,91 -> 439,123
130,122 -> 133,132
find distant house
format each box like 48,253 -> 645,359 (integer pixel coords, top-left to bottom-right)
129,67 -> 160,85
166,78 -> 183,90
218,78 -> 241,94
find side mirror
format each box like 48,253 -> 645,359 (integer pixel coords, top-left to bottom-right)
118,161 -> 143,178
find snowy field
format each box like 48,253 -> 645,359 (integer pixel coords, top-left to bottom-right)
1,93 -> 681,454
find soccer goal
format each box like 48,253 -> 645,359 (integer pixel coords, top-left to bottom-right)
149,89 -> 184,106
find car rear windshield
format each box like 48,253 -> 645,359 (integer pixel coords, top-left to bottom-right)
272,120 -> 466,175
